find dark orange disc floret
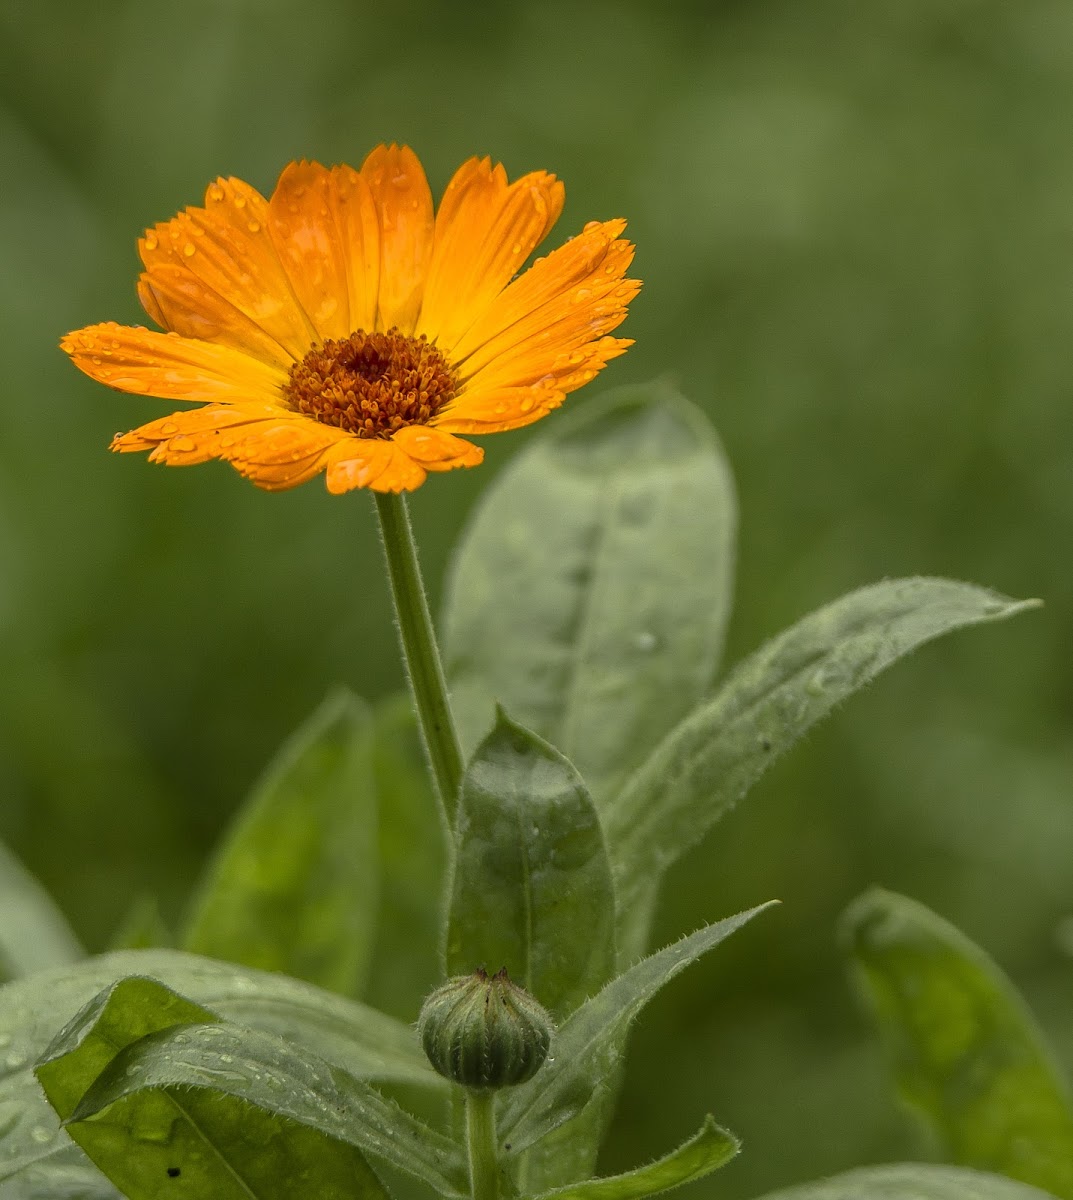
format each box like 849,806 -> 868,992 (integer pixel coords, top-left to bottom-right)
283,328 -> 458,439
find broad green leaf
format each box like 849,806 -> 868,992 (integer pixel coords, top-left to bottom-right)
443,381 -> 737,807
0,836 -> 83,981
0,948 -> 441,1185
532,1115 -> 738,1200
363,693 -> 446,1022
446,710 -> 616,1017
499,903 -> 775,1192
843,888 -> 1073,1198
39,978 -> 465,1197
606,578 -> 1038,959
184,689 -> 379,999
751,1163 -> 1061,1200
37,979 -> 391,1200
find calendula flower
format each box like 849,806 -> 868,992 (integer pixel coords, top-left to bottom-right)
62,145 -> 639,493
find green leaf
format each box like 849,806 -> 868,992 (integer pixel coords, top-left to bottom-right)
499,903 -> 775,1192
443,381 -> 737,807
0,948 -> 441,1186
0,1144 -> 119,1199
605,578 -> 1039,958
363,693 -> 446,1022
446,710 -> 616,1017
183,689 -> 380,999
750,1163 -> 1061,1200
37,978 -> 392,1200
40,979 -> 466,1197
107,894 -> 170,951
843,888 -> 1073,1198
531,1115 -> 738,1200
0,836 -> 83,981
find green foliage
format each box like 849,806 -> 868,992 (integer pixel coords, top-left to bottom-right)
0,947 -> 439,1187
605,580 -> 1039,958
37,977 -> 392,1200
499,905 -> 774,1192
751,1164 -> 1061,1200
843,889 -> 1073,1198
443,381 -> 736,809
183,689 -> 379,998
0,836 -> 83,981
531,1116 -> 738,1200
446,709 -> 616,1017
53,985 -> 466,1195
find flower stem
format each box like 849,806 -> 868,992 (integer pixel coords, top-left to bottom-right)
465,1091 -> 500,1200
373,491 -> 463,830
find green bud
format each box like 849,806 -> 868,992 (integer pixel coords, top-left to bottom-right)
418,968 -> 553,1091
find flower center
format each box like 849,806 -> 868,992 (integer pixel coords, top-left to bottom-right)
283,328 -> 457,438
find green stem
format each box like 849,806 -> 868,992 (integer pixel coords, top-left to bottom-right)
465,1091 -> 500,1200
373,491 -> 463,830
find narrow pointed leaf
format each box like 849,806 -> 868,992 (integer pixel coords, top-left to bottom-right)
0,836 -> 83,981
108,894 -> 170,951
751,1163 -> 1061,1200
606,578 -> 1039,958
843,888 -> 1073,1198
499,903 -> 775,1190
183,689 -> 379,998
444,381 -> 737,807
446,710 -> 616,1016
0,948 -> 440,1184
58,1012 -> 466,1195
531,1115 -> 738,1200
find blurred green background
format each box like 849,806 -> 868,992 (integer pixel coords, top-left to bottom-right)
2,0 -> 1072,1193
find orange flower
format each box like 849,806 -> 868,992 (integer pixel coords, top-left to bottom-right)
62,146 -> 640,493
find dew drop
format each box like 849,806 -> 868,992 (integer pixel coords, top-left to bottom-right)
512,241 -> 523,255
247,220 -> 261,233
634,631 -> 657,653
170,435 -> 196,452
208,184 -> 225,202
143,231 -> 159,250
161,422 -> 179,435
234,194 -> 246,209
182,242 -> 196,257
30,1126 -> 53,1145
4,1052 -> 26,1070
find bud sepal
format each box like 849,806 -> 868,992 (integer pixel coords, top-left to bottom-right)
418,968 -> 553,1091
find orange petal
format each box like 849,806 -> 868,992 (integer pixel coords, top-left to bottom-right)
268,161 -> 352,342
324,437 -> 428,494
417,158 -> 564,351
113,403 -> 348,491
329,164 -> 381,336
390,424 -> 484,471
361,145 -> 434,335
62,323 -> 287,404
139,176 -> 317,366
451,220 -> 637,379
432,337 -> 633,435
113,403 -> 301,462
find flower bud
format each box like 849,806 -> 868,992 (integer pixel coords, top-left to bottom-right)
418,968 -> 553,1091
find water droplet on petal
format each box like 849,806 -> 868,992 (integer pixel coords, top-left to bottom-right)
30,1126 -> 53,1145
247,220 -> 261,233
233,194 -> 246,209
182,242 -> 196,257
143,231 -> 159,250
161,422 -> 179,435
170,435 -> 196,452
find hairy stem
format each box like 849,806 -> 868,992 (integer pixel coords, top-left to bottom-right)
465,1091 -> 500,1200
373,491 -> 463,830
